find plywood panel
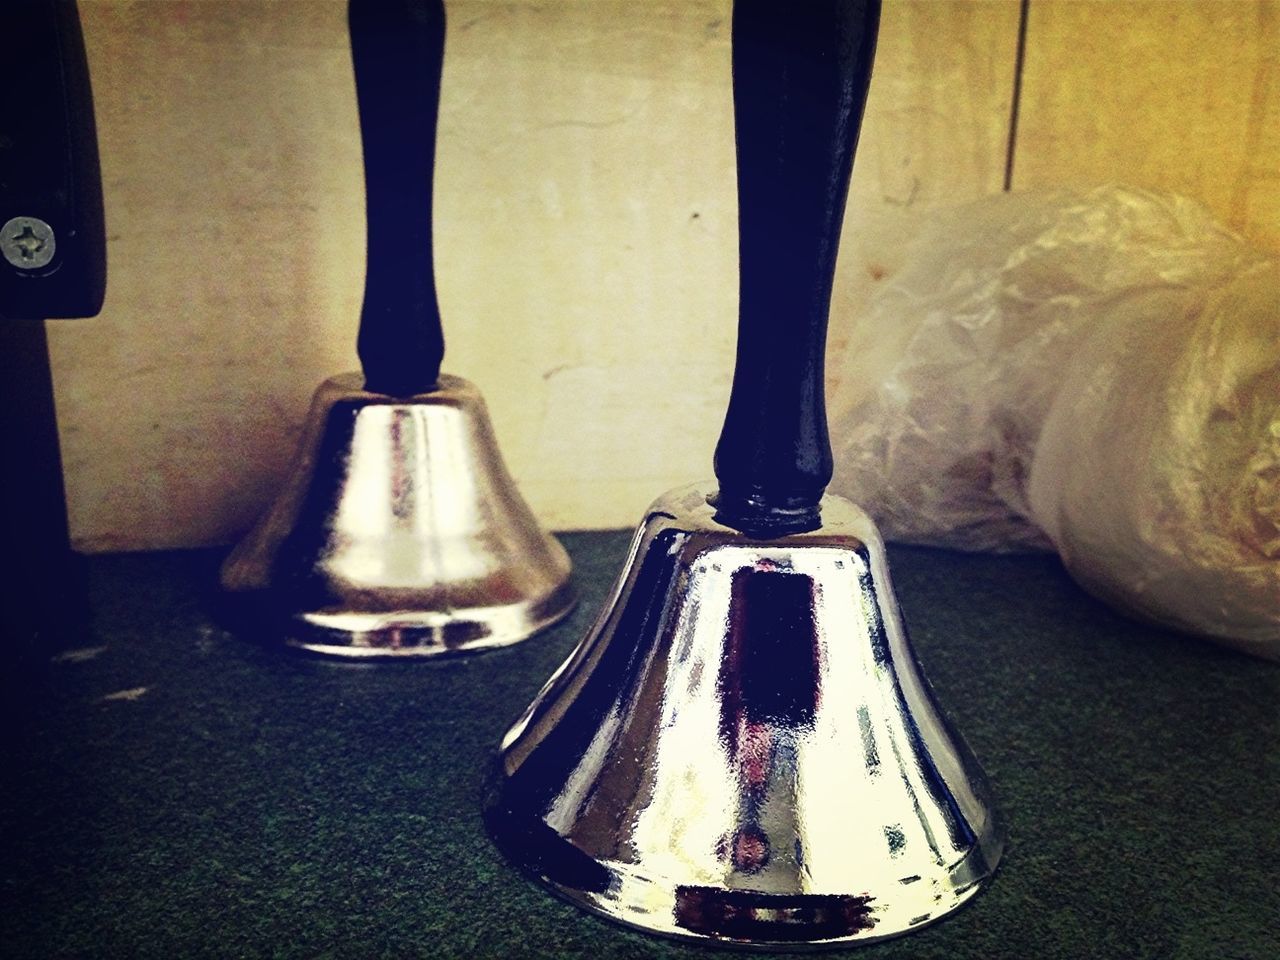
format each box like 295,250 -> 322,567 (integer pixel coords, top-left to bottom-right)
52,0 -> 1019,551
50,1 -> 364,553
1013,0 -> 1280,251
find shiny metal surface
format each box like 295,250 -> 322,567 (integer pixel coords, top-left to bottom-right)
2,216 -> 56,270
221,373 -> 574,657
490,482 -> 1002,948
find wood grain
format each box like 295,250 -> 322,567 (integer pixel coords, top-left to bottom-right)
1013,0 -> 1280,250
51,1 -> 1021,549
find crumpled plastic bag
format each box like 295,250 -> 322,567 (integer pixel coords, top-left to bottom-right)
827,185 -> 1280,659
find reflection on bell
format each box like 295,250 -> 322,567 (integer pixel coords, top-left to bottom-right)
489,482 -> 1003,947
220,373 -> 574,657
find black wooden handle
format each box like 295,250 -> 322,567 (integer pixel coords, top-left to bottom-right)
349,0 -> 446,396
712,0 -> 880,534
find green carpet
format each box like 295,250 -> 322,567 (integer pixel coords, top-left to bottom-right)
2,532 -> 1277,959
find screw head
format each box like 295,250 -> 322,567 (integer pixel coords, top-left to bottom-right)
2,216 -> 57,270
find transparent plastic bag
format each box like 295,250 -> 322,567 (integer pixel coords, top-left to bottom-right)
828,185 -> 1279,658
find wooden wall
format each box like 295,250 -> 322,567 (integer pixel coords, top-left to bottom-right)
50,0 -> 1279,551
1014,0 -> 1280,249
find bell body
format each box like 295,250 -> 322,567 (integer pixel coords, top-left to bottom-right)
221,373 -> 574,657
490,482 -> 1002,947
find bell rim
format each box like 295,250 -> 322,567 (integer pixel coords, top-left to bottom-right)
220,578 -> 577,660
487,804 -> 1005,951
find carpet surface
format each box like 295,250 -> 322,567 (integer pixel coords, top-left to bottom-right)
2,532 -> 1277,959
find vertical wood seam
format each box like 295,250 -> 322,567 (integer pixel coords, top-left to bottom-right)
1003,0 -> 1031,191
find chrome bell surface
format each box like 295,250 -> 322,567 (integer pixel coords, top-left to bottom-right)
490,482 -> 1003,947
220,373 -> 574,657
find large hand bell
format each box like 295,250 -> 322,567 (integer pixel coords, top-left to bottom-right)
488,0 -> 1003,946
